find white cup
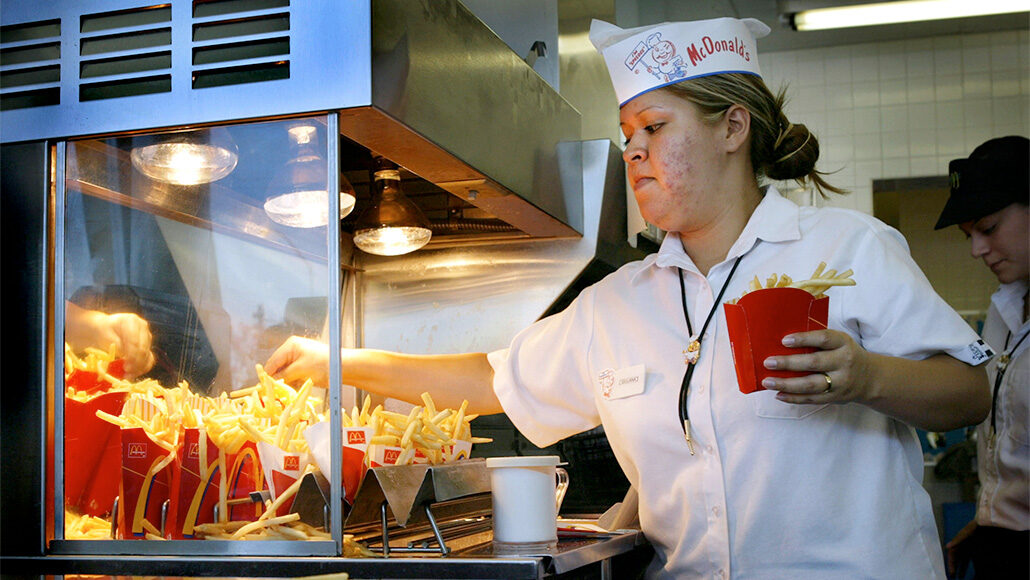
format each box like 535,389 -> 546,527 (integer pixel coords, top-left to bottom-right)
485,455 -> 570,553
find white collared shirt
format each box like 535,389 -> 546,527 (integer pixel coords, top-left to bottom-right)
975,279 -> 1029,531
490,188 -> 989,579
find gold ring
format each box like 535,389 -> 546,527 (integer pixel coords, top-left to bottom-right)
822,373 -> 833,393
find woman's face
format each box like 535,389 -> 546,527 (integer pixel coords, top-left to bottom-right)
620,90 -> 728,233
959,203 -> 1029,284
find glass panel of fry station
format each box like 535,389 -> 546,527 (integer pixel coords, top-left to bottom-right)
61,115 -> 343,551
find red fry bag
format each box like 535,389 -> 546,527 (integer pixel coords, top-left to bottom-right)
256,442 -> 311,517
724,287 -> 828,394
343,427 -> 373,502
168,428 -> 220,538
66,359 -> 126,395
222,441 -> 265,522
64,390 -> 129,516
117,427 -> 177,539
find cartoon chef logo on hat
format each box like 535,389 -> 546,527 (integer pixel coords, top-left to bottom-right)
590,17 -> 772,106
632,32 -> 688,83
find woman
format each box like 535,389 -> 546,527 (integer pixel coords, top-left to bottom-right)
267,17 -> 990,578
937,136 -> 1029,579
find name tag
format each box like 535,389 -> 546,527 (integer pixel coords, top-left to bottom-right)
599,364 -> 646,400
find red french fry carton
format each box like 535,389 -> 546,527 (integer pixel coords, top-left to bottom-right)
223,441 -> 265,522
117,427 -> 177,539
723,287 -> 828,394
64,390 -> 129,516
343,427 -> 373,502
65,359 -> 126,395
257,442 -> 311,517
168,428 -> 220,538
304,422 -> 372,505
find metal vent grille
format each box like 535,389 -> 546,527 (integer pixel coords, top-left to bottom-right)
191,0 -> 290,89
0,0 -> 358,143
78,4 -> 172,102
1,1 -> 292,110
0,19 -> 61,111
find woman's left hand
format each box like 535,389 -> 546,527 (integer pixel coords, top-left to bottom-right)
759,329 -> 875,405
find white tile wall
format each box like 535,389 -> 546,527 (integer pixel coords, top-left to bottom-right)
760,30 -> 1030,215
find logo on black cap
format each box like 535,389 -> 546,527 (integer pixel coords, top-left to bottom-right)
949,170 -> 960,191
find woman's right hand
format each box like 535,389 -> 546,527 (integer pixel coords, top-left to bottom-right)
66,303 -> 155,379
945,519 -> 977,578
264,336 -> 330,386
100,312 -> 155,379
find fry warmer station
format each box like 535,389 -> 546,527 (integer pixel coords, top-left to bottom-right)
1,0 -> 649,577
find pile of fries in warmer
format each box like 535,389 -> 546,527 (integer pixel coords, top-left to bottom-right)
729,261 -> 855,304
65,345 -> 487,544
64,343 -> 120,379
64,343 -> 166,403
92,369 -> 324,468
217,366 -> 326,454
66,510 -> 113,539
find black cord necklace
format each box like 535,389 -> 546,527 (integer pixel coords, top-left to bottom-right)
677,255 -> 743,454
990,328 -> 1028,441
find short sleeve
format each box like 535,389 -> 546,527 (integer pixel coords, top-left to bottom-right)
488,286 -> 602,448
843,225 -> 992,366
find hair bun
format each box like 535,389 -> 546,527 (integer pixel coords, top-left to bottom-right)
766,123 -> 818,181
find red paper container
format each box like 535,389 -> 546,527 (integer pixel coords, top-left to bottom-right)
64,390 -> 129,516
342,427 -> 372,504
724,287 -> 828,394
257,442 -> 311,517
168,428 -> 220,538
304,422 -> 372,506
66,359 -> 126,395
225,441 -> 265,522
167,435 -> 265,536
118,427 -> 176,538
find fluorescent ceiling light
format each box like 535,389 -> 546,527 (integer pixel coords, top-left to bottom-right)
790,0 -> 1027,31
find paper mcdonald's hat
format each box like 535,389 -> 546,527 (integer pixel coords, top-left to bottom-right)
589,17 -> 771,106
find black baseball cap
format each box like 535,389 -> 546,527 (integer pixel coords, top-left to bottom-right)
934,135 -> 1029,230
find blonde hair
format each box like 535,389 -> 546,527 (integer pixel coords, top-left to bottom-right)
663,73 -> 846,197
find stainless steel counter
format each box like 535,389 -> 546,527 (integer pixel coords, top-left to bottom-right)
2,531 -> 647,579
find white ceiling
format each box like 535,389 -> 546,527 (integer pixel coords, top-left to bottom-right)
561,0 -> 1029,52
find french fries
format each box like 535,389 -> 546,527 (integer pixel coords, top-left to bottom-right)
729,261 -> 855,304
65,346 -> 166,403
192,516 -> 372,554
67,342 -> 489,550
65,509 -> 112,539
339,392 -> 491,466
190,471 -> 369,552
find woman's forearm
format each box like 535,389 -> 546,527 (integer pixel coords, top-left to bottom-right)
862,353 -> 990,432
341,349 -> 503,415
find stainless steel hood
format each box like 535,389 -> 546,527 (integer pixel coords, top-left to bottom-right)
0,0 -> 583,239
359,139 -> 648,356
